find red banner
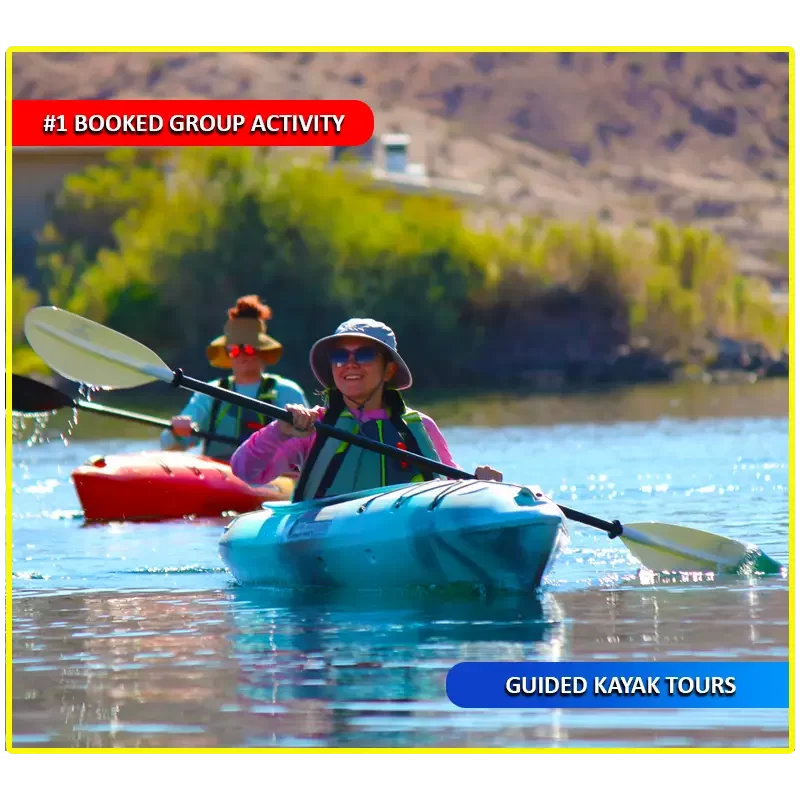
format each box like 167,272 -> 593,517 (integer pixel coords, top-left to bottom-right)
12,100 -> 375,147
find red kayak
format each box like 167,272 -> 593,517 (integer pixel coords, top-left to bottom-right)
72,451 -> 295,522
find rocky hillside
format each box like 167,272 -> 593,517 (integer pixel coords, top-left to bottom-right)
13,51 -> 790,287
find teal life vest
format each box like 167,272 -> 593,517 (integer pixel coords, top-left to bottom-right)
292,390 -> 440,501
203,374 -> 277,459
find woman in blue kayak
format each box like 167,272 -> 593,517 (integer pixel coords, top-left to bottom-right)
230,317 -> 502,499
161,295 -> 308,462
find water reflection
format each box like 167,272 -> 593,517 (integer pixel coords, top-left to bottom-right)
13,580 -> 788,749
14,379 -> 789,442
422,379 -> 789,427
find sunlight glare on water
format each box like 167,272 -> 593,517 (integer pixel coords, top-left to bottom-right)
11,380 -> 790,748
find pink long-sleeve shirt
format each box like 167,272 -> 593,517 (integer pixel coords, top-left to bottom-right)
230,405 -> 460,487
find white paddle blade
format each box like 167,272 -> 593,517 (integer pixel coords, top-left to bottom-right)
24,306 -> 174,390
622,521 -> 782,575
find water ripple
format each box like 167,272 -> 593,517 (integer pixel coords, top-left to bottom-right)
10,390 -> 789,748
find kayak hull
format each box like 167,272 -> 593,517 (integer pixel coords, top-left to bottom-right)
72,451 -> 293,522
219,480 -> 566,592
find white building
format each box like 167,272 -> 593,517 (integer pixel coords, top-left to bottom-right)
333,132 -> 484,201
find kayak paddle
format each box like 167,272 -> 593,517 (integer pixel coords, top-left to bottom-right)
23,305 -> 784,576
11,372 -> 240,447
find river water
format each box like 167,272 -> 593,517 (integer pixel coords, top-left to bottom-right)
10,380 -> 790,749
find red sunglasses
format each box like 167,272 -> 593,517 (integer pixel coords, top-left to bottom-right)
226,343 -> 258,358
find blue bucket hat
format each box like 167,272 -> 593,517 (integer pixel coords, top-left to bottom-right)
309,318 -> 413,390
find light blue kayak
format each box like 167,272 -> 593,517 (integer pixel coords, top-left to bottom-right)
219,480 -> 567,592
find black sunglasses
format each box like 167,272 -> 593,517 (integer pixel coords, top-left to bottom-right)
328,345 -> 380,368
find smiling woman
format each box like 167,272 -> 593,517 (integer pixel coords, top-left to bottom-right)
229,317 -> 505,500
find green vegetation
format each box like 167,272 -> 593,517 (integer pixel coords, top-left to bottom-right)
12,148 -> 787,389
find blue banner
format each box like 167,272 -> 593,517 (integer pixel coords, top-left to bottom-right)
446,662 -> 789,709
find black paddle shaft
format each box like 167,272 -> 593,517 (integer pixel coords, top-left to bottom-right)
174,370 -> 469,478
74,401 -> 240,447
11,373 -> 239,447
173,370 -> 624,538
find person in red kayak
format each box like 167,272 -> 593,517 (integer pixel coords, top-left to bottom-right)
230,317 -> 502,500
161,295 -> 308,462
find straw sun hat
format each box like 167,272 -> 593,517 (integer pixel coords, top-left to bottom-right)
206,298 -> 283,370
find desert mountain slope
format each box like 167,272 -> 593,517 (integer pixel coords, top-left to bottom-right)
13,51 -> 790,284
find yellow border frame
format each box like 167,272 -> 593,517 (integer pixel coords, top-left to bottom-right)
5,45 -> 795,755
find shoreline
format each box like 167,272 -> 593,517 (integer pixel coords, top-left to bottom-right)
21,360 -> 790,401
12,377 -> 789,443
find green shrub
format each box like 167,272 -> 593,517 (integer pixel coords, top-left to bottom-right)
13,148 -> 788,387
